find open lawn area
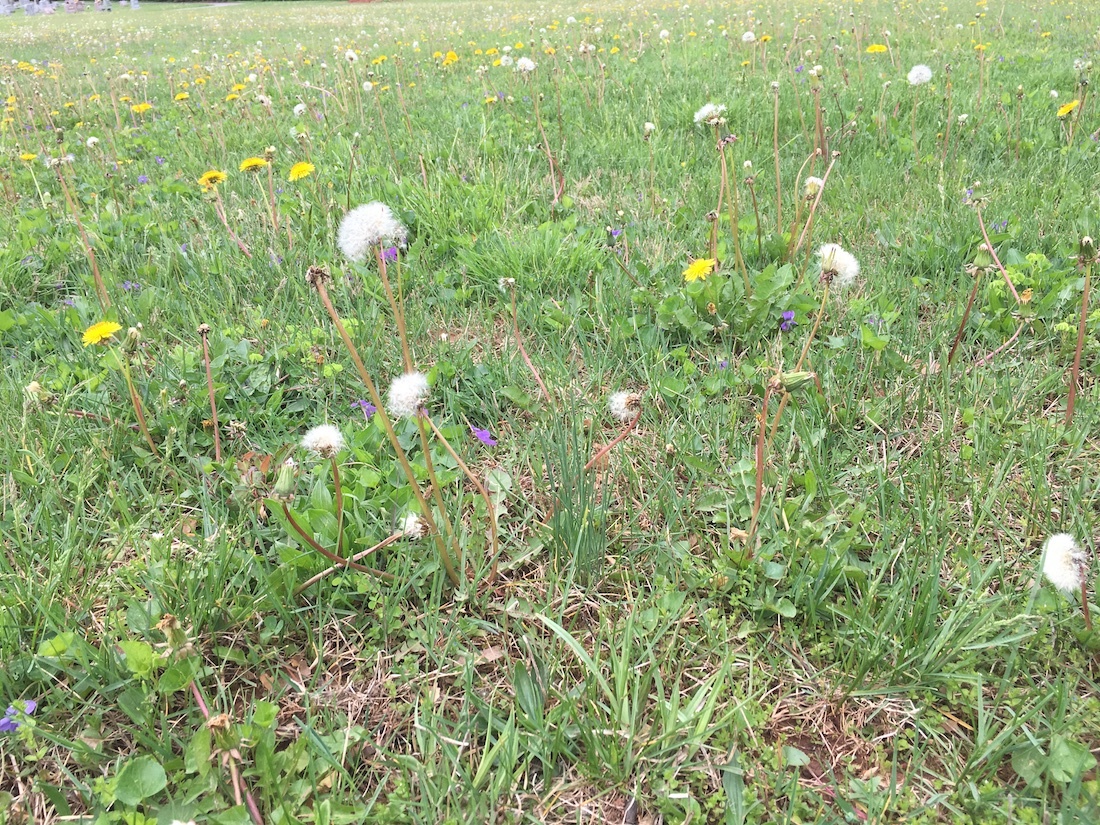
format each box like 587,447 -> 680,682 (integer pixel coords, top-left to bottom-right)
2,0 -> 1100,822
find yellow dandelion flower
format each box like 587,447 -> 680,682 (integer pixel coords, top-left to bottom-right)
239,156 -> 268,172
544,46 -> 556,55
131,102 -> 152,114
82,321 -> 123,347
232,83 -> 246,92
226,93 -> 240,101
683,258 -> 716,283
760,34 -> 772,42
432,50 -> 443,59
288,161 -> 314,182
442,50 -> 459,66
1057,99 -> 1079,118
20,152 -> 38,162
174,92 -> 190,101
119,95 -> 132,103
198,170 -> 227,188
866,44 -> 888,54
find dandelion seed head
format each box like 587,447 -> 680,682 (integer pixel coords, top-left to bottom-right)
693,102 -> 726,126
301,424 -> 345,458
387,371 -> 429,418
609,391 -> 642,422
337,202 -> 408,262
400,513 -> 427,538
1042,533 -> 1088,595
817,243 -> 860,288
907,64 -> 933,86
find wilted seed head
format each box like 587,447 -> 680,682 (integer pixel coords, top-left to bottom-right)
302,424 -> 345,458
609,391 -> 642,422
817,243 -> 860,288
388,372 -> 430,418
24,381 -> 54,407
1042,533 -> 1088,595
1080,236 -> 1096,264
643,121 -> 656,138
305,264 -> 331,288
337,202 -> 408,263
155,614 -> 196,660
803,176 -> 825,199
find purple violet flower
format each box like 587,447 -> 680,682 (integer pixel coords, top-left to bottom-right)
0,699 -> 37,733
352,399 -> 376,419
382,246 -> 399,263
155,156 -> 165,165
780,310 -> 796,331
137,174 -> 149,184
471,426 -> 497,446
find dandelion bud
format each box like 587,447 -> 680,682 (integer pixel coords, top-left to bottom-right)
973,244 -> 994,269
776,370 -> 816,394
1080,236 -> 1097,264
272,458 -> 298,502
123,326 -> 142,355
264,145 -> 276,161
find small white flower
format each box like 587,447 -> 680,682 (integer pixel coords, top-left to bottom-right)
86,136 -> 99,148
693,102 -> 726,126
387,372 -> 430,418
1042,534 -> 1088,596
515,56 -> 536,73
907,64 -> 933,86
400,513 -> 427,538
803,176 -> 825,198
302,424 -> 345,458
609,391 -> 642,423
742,31 -> 756,44
337,202 -> 408,262
818,243 -> 860,288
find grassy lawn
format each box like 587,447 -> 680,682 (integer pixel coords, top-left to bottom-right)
2,0 -> 1100,821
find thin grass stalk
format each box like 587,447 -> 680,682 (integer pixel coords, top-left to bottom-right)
976,207 -> 1021,303
199,324 -> 222,462
293,531 -> 403,595
1066,245 -> 1093,427
508,282 -> 552,404
281,501 -> 392,579
772,83 -> 783,231
55,164 -> 110,311
309,272 -> 461,585
947,269 -> 983,366
425,416 -> 499,571
584,408 -> 641,472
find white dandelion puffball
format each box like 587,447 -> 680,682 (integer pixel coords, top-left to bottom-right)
337,202 -> 408,262
1042,534 -> 1087,595
818,243 -> 860,288
609,391 -> 642,423
694,102 -> 727,126
387,372 -> 430,418
302,424 -> 345,458
499,54 -> 514,68
659,29 -> 670,40
86,136 -> 100,148
803,176 -> 825,198
516,56 -> 536,73
907,64 -> 933,86
363,81 -> 374,92
1050,89 -> 1059,99
293,102 -> 307,117
643,121 -> 656,136
344,49 -> 358,63
742,31 -> 756,44
400,513 -> 427,539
